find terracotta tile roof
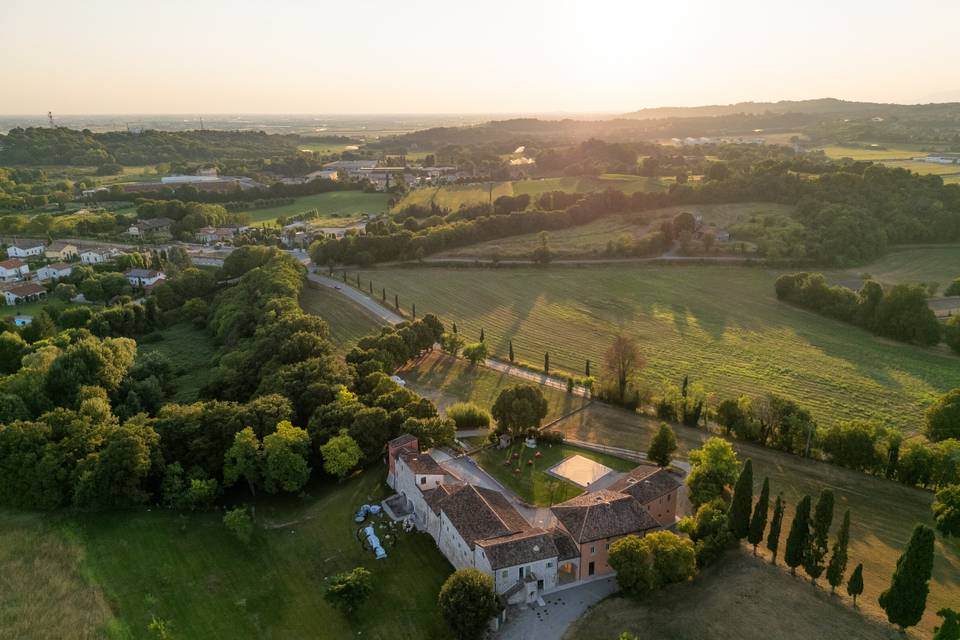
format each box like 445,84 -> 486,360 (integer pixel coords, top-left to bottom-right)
608,465 -> 683,504
0,259 -> 26,269
388,433 -> 418,448
45,262 -> 72,271
398,451 -> 446,475
476,528 -> 559,569
46,241 -> 76,251
436,484 -> 530,548
423,483 -> 461,514
549,527 -> 581,561
552,490 -> 659,543
7,282 -> 46,297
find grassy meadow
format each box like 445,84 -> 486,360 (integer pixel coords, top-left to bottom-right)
438,202 -> 793,259
138,323 -> 219,403
394,174 -> 669,212
299,279 -> 385,352
244,191 -> 390,226
398,351 -> 587,421
843,245 -> 960,288
818,145 -> 923,161
565,550 -> 908,640
1,469 -> 453,640
357,264 -> 960,433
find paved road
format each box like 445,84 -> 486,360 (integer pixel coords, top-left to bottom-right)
305,272 -> 404,324
430,449 -> 556,529
497,577 -> 617,640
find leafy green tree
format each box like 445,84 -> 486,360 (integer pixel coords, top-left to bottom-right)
223,427 -> 262,496
491,385 -> 548,437
320,430 -> 362,480
747,477 -> 770,555
325,567 -> 373,618
678,499 -> 732,568
945,317 -> 960,355
462,342 -> 487,365
0,332 -> 27,375
604,335 -> 644,403
727,459 -> 753,539
934,608 -> 960,640
933,484 -> 960,537
847,563 -> 864,607
804,489 -> 834,583
608,534 -> 654,595
223,506 -> 253,543
438,568 -> 498,640
826,510 -> 851,594
879,524 -> 936,630
685,437 -> 739,508
72,418 -> 160,509
647,423 -> 677,467
441,332 -> 465,357
446,402 -> 491,430
784,495 -> 811,576
262,421 -> 311,494
927,389 -> 960,442
609,531 -> 696,596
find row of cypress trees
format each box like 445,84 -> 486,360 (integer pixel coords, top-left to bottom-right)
726,459 -> 938,632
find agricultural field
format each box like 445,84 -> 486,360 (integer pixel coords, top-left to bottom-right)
818,144 -> 924,161
552,401 -> 959,638
243,191 -> 391,226
472,442 -> 637,506
838,245 -> 960,289
565,550 -> 906,640
398,351 -> 587,421
394,174 -> 670,212
882,160 -> 960,177
138,322 -> 219,403
438,202 -> 793,259
299,280 -> 385,352
1,469 -> 453,640
355,265 -> 960,432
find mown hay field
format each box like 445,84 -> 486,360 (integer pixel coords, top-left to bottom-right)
355,264 -> 960,432
299,280 -> 385,352
244,191 -> 390,225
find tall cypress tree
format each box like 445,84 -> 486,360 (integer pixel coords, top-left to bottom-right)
785,495 -> 811,576
394,294 -> 399,310
879,524 -> 936,630
381,287 -> 386,303
933,608 -> 960,640
804,489 -> 835,584
508,341 -> 514,362
847,563 -> 864,608
479,328 -> 485,342
727,459 -> 753,540
452,322 -> 458,334
585,360 -> 591,377
544,352 -> 550,374
747,477 -> 770,554
412,303 -> 416,320
767,493 -> 785,564
826,510 -> 851,594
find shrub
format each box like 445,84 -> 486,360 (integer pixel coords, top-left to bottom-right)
539,429 -> 564,445
223,506 -> 254,543
446,402 -> 491,430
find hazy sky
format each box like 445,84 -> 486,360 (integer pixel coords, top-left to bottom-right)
3,0 -> 959,114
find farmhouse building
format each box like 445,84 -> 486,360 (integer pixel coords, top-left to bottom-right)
125,268 -> 166,289
44,241 -> 79,261
80,247 -> 122,264
36,263 -> 73,282
385,434 -> 682,606
128,218 -> 174,239
3,282 -> 47,306
0,259 -> 29,282
6,241 -> 45,258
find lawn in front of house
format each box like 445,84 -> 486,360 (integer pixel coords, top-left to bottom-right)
472,442 -> 637,507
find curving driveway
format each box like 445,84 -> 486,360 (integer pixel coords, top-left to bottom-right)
305,272 -> 404,324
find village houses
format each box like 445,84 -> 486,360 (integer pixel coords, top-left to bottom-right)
124,268 -> 166,289
44,241 -> 79,261
0,258 -> 29,282
5,241 -> 45,259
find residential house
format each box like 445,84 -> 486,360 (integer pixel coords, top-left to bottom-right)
128,218 -> 174,239
36,262 -> 73,282
6,241 -> 45,258
3,282 -> 47,306
125,268 -> 166,289
0,259 -> 29,282
195,225 -> 247,244
304,169 -> 339,181
44,241 -> 79,261
551,490 -> 660,580
385,434 -> 683,608
80,247 -> 122,264
322,160 -> 378,177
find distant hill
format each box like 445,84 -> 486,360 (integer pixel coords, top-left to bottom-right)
622,98 -> 960,120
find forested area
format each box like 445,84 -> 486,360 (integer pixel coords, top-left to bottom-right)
0,247 -> 449,510
0,127 -> 302,165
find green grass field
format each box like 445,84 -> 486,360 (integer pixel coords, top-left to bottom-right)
818,145 -> 923,161
882,160 -> 960,176
439,202 -> 793,259
299,280 -> 385,352
2,469 -> 453,640
472,442 -> 637,506
138,323 -> 219,403
244,191 -> 391,226
356,265 -> 960,432
565,550 -> 906,640
394,175 -> 669,212
842,245 -> 960,289
553,401 -> 959,638
398,351 -> 587,421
